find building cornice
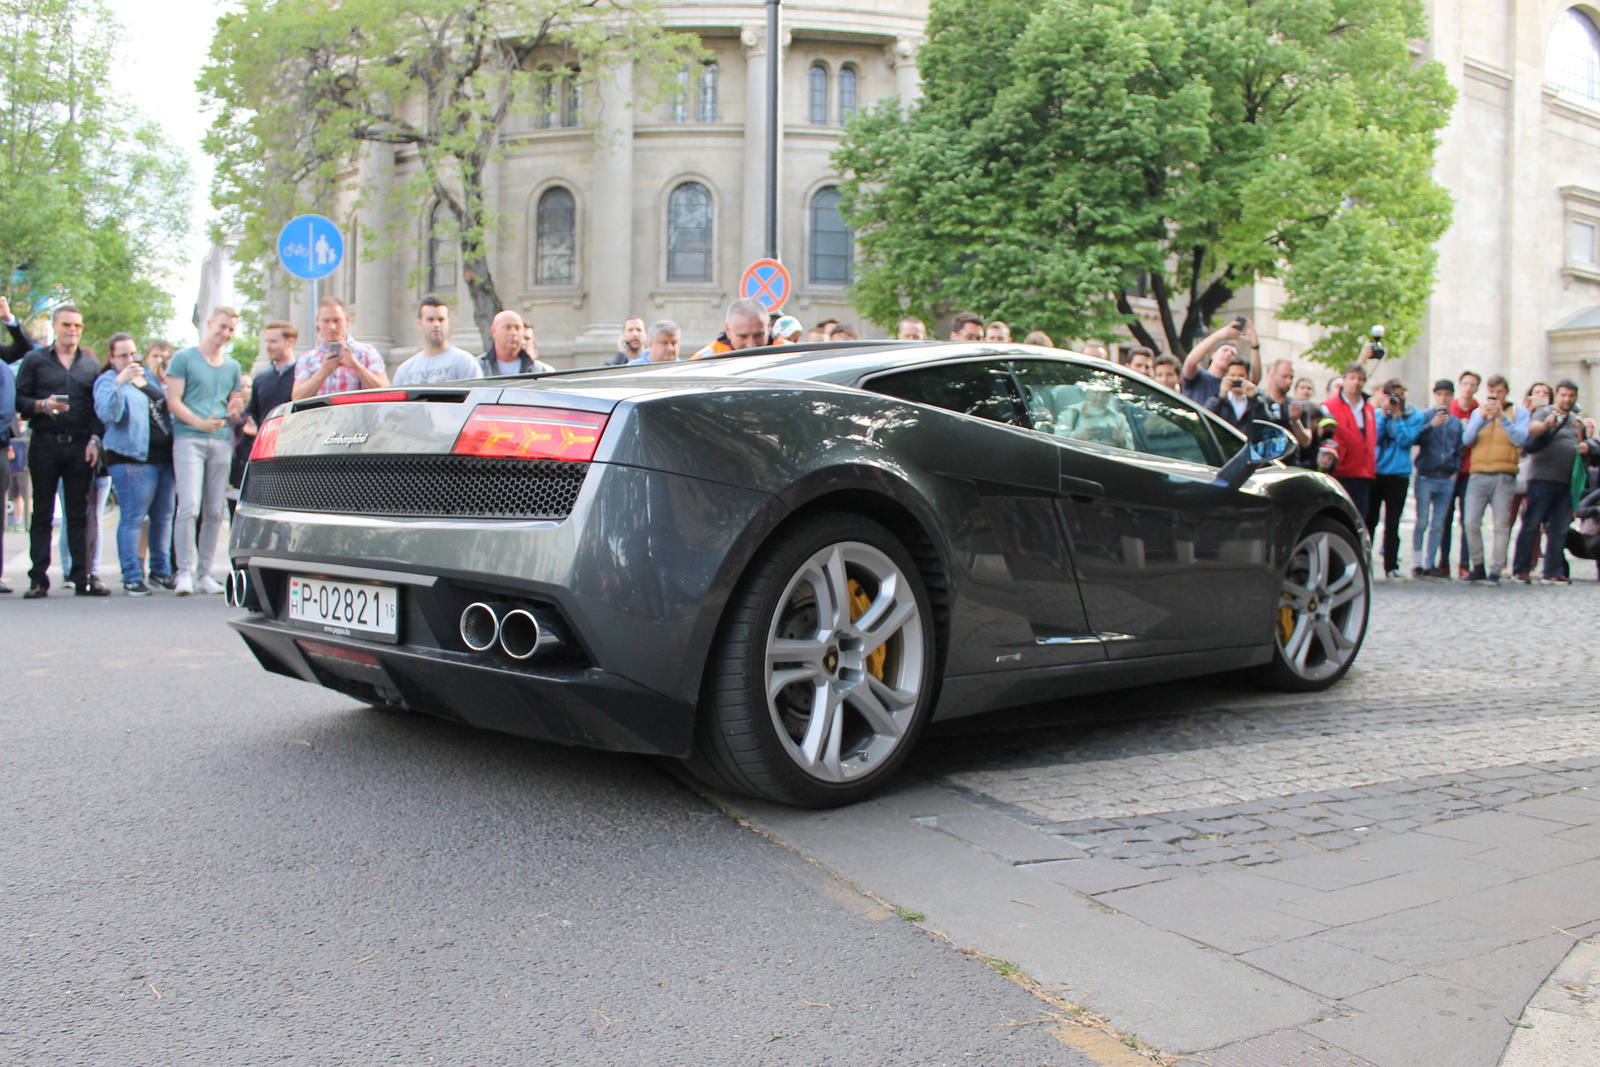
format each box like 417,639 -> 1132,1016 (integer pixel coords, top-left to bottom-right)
1462,57 -> 1512,89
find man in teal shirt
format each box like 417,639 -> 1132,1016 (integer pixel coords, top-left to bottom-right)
167,307 -> 242,596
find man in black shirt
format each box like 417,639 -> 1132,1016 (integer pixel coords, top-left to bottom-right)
241,320 -> 298,437
0,296 -> 33,364
13,305 -> 107,597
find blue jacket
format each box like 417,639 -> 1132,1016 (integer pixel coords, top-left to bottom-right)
1375,402 -> 1426,476
1412,405 -> 1465,479
93,368 -> 153,461
0,359 -> 14,445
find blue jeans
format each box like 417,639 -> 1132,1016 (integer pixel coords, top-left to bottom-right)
1512,479 -> 1574,579
1412,475 -> 1455,569
108,461 -> 176,585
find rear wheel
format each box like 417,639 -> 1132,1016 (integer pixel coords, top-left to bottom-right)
1258,517 -> 1369,692
689,512 -> 939,808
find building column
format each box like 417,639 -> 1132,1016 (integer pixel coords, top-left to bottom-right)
572,57 -> 635,365
885,36 -> 924,115
354,142 -> 396,359
741,23 -> 782,271
1504,0 -> 1546,386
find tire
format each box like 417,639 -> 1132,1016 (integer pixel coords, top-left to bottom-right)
688,511 -> 940,808
1257,517 -> 1370,692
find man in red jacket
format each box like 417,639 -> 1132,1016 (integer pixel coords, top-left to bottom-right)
1439,370 -> 1480,578
1322,363 -> 1379,517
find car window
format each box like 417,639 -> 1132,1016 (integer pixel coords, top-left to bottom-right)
1009,360 -> 1225,467
869,360 -> 1027,426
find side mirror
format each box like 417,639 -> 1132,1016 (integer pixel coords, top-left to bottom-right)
1213,421 -> 1295,490
1248,421 -> 1296,463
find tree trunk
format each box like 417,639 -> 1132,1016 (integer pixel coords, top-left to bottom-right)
462,250 -> 503,354
1115,290 -> 1163,353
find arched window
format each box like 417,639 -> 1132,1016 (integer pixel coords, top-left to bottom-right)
1549,9 -> 1600,104
809,63 -> 829,125
561,68 -> 582,127
667,181 -> 713,282
535,187 -> 576,285
839,65 -> 858,122
427,201 -> 457,293
698,62 -> 719,122
669,69 -> 690,122
809,185 -> 852,284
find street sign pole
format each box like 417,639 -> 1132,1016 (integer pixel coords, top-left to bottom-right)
765,0 -> 781,261
276,214 -> 346,350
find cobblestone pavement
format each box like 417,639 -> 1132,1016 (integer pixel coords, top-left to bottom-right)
909,575 -> 1600,875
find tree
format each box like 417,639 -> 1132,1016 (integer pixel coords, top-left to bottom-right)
836,0 -> 1455,365
201,0 -> 698,349
0,0 -> 191,346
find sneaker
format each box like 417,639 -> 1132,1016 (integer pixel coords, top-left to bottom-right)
174,573 -> 194,597
75,579 -> 111,597
123,581 -> 152,597
1385,569 -> 1406,580
1511,573 -> 1531,585
1466,565 -> 1487,583
195,574 -> 227,596
149,573 -> 177,591
1541,575 -> 1572,586
1484,572 -> 1502,587
1458,565 -> 1470,580
1411,566 -> 1425,579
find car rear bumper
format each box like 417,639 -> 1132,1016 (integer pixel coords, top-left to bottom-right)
230,614 -> 697,756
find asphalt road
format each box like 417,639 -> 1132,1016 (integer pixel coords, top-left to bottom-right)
0,593 -> 1091,1067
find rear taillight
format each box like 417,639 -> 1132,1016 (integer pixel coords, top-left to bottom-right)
250,415 -> 283,461
451,405 -> 608,462
329,390 -> 409,405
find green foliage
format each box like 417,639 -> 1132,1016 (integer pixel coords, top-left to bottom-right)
837,0 -> 1455,365
200,0 -> 701,348
0,0 -> 191,348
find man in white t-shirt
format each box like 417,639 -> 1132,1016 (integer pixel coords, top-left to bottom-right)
391,296 -> 483,386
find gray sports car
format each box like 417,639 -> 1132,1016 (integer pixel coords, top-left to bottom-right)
227,341 -> 1370,807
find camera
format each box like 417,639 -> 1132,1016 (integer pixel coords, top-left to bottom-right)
1368,325 -> 1386,362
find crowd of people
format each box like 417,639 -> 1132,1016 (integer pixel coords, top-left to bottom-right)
3,292 -> 1594,595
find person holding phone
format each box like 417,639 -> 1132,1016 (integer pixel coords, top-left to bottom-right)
12,305 -> 106,597
291,295 -> 390,400
1180,315 -> 1261,405
94,333 -> 176,595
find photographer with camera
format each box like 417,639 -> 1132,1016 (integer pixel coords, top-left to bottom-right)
1511,379 -> 1594,584
1370,378 -> 1426,578
1460,374 -> 1529,585
1203,354 -> 1269,432
1181,315 -> 1260,405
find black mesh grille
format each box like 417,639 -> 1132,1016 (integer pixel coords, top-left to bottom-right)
240,455 -> 588,519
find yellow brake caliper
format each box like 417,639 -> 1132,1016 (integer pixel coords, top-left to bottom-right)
848,579 -> 888,681
1277,599 -> 1295,645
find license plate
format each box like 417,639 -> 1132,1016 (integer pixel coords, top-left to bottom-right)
287,576 -> 400,641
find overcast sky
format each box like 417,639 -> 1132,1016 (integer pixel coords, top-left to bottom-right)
105,0 -> 223,346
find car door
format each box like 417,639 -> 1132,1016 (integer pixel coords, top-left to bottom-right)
865,358 -> 1105,671
1009,359 -> 1278,659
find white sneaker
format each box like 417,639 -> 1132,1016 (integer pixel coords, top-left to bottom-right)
195,574 -> 226,596
174,573 -> 194,597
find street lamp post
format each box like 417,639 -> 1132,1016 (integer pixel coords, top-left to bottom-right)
765,0 -> 780,261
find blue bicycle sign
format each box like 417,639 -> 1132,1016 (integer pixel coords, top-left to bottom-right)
277,215 -> 344,281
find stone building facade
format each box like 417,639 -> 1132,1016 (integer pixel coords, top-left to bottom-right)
258,0 -> 1600,395
265,0 -> 928,370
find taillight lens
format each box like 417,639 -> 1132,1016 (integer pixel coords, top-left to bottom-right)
329,390 -> 409,405
451,405 -> 608,462
250,415 -> 283,461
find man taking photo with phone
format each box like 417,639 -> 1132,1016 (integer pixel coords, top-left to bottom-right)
1512,378 -> 1595,584
13,305 -> 105,598
291,296 -> 390,400
1461,374 -> 1529,586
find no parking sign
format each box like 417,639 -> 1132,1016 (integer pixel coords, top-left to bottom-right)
740,259 -> 790,312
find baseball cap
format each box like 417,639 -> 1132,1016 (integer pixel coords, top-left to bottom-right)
772,315 -> 802,340
1433,379 -> 1455,393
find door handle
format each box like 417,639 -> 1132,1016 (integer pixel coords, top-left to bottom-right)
1059,474 -> 1104,499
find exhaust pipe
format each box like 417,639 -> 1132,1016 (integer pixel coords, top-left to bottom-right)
498,608 -> 557,660
459,602 -> 504,652
225,568 -> 249,607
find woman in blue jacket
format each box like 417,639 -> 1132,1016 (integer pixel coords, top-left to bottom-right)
93,333 -> 176,595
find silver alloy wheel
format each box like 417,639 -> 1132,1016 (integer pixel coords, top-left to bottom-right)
764,541 -> 926,783
1277,529 -> 1368,681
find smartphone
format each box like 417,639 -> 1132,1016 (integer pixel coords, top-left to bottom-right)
325,341 -> 342,359
51,394 -> 69,406
1233,315 -> 1248,330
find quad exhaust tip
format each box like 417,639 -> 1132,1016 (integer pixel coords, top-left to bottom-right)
459,602 -> 502,652
498,609 -> 546,660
